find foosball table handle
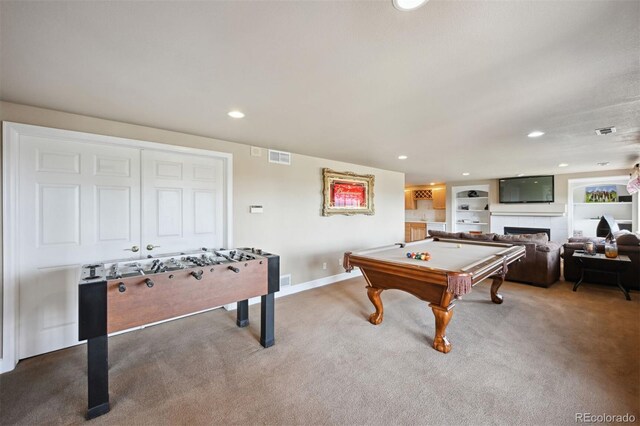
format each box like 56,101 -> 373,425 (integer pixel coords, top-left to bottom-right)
145,278 -> 154,288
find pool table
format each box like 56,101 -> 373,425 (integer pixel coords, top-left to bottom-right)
343,238 -> 526,353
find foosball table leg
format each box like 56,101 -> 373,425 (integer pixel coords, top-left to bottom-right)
86,335 -> 110,419
260,293 -> 275,348
236,299 -> 249,327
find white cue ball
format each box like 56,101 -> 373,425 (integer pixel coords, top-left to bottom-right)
457,244 -> 462,248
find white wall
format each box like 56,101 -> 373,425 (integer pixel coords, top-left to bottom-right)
0,101 -> 405,361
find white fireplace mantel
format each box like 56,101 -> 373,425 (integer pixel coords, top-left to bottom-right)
489,203 -> 567,217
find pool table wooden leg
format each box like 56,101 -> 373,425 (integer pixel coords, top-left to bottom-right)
490,276 -> 504,304
430,303 -> 454,354
367,286 -> 384,325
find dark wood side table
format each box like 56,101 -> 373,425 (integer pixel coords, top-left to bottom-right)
572,251 -> 632,300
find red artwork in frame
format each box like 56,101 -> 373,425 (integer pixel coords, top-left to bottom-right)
322,168 -> 375,216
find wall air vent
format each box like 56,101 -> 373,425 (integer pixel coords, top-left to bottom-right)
280,274 -> 292,288
268,149 -> 292,165
595,127 -> 616,135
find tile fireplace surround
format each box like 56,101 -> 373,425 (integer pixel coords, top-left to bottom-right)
491,215 -> 567,243
504,226 -> 551,241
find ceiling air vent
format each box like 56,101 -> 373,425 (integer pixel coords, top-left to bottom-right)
268,149 -> 291,165
595,126 -> 616,135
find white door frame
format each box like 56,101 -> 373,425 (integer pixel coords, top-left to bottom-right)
1,122 -> 233,373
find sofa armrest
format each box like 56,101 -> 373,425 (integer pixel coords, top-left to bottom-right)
537,242 -> 561,253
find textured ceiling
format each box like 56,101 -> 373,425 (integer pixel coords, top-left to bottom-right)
1,1 -> 638,184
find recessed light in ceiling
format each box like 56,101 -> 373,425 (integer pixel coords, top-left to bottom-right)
527,131 -> 545,138
558,163 -> 569,167
517,173 -> 525,177
462,172 -> 470,176
228,110 -> 245,119
398,155 -> 408,160
597,162 -> 610,166
392,0 -> 428,11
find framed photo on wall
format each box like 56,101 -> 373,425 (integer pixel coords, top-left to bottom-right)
322,168 -> 375,216
585,185 -> 618,203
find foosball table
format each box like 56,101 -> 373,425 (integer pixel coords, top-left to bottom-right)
78,247 -> 279,419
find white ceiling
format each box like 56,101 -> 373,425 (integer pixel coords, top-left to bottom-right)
1,1 -> 638,184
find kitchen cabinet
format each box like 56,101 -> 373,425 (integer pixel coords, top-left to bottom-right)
432,187 -> 446,210
404,190 -> 417,210
405,222 -> 427,242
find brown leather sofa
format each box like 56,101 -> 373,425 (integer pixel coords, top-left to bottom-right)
428,230 -> 561,287
562,231 -> 640,291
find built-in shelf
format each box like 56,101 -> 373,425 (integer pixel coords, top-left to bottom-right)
574,202 -> 632,206
585,218 -> 632,223
568,177 -> 634,238
452,184 -> 491,233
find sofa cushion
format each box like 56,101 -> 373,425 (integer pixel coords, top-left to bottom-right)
428,230 -> 463,239
460,232 -> 496,241
495,233 -> 549,244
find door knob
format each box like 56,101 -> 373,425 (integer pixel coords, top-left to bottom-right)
125,245 -> 140,252
146,244 -> 160,251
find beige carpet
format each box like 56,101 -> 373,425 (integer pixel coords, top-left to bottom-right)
1,277 -> 638,425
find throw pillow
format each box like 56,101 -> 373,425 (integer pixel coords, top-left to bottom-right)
460,233 -> 496,241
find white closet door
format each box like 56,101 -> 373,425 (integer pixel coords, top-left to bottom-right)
141,150 -> 224,256
18,135 -> 141,359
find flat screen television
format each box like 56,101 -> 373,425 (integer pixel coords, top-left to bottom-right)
499,175 -> 554,203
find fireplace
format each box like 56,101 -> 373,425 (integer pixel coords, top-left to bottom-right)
504,226 -> 551,241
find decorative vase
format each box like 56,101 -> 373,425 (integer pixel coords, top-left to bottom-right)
604,240 -> 618,258
583,241 -> 596,255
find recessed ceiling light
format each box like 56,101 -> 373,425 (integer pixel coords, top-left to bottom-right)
228,110 -> 245,119
462,172 -> 470,176
558,163 -> 569,167
527,131 -> 545,138
597,162 -> 610,166
398,155 -> 408,160
517,173 -> 525,177
392,0 -> 428,11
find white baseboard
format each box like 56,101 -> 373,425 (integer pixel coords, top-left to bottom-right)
225,270 -> 362,310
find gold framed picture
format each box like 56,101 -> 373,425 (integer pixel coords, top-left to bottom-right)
322,168 -> 375,216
